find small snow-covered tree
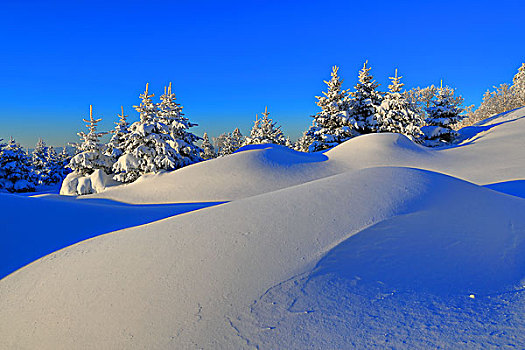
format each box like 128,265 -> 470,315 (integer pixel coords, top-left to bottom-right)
305,66 -> 357,152
113,83 -> 202,183
294,130 -> 314,152
68,105 -> 112,175
512,62 -> 525,107
57,146 -> 72,180
106,106 -> 129,160
201,132 -> 216,159
378,69 -> 424,140
421,82 -> 465,146
0,137 -> 36,192
32,138 -> 55,185
244,107 -> 287,146
349,60 -> 383,133
405,85 -> 438,119
46,145 -> 63,184
231,128 -> 245,150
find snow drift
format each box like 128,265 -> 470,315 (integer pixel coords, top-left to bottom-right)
2,108 -> 525,348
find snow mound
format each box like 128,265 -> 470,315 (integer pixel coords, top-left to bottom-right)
1,167 -> 524,348
60,170 -> 120,195
89,144 -> 333,203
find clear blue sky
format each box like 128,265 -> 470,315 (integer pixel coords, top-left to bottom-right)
1,0 -> 524,148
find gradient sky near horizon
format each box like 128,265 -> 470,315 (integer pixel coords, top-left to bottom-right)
1,0 -> 524,148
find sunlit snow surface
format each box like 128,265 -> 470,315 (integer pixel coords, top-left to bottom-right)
1,108 -> 525,348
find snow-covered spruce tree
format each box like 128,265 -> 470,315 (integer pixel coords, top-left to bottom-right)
0,138 -> 6,191
0,137 -> 36,192
214,133 -> 232,157
46,145 -> 63,184
105,106 -> 129,160
349,60 -> 383,133
231,127 -> 245,150
378,69 -> 424,140
57,146 -> 72,180
405,85 -> 438,119
421,82 -> 465,146
158,82 -> 202,161
201,132 -> 216,160
305,65 -> 357,152
244,107 -> 287,146
68,105 -> 112,175
32,138 -> 54,185
512,62 -> 525,107
113,83 -> 202,183
294,130 -> 314,152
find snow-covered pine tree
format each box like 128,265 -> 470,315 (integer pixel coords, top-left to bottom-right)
46,145 -> 63,184
231,127 -> 245,150
0,137 -> 36,192
113,83 -> 202,183
201,132 -> 216,160
244,107 -> 287,146
349,60 -> 383,133
57,146 -> 72,180
0,138 -> 6,191
378,69 -> 424,141
157,82 -> 202,162
106,106 -> 129,160
512,62 -> 525,107
421,81 -> 465,146
68,105 -> 112,175
405,85 -> 437,119
305,66 -> 357,152
294,130 -> 314,152
32,138 -> 54,185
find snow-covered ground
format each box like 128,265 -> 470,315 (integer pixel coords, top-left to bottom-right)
1,108 -> 525,348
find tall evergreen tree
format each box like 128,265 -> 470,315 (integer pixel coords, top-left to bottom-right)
114,83 -> 202,183
421,81 -> 465,146
378,69 -> 424,140
244,107 -> 287,146
201,132 -> 216,160
0,137 -> 36,192
349,60 -> 383,133
304,66 -> 357,152
68,105 -> 112,175
106,106 -> 130,160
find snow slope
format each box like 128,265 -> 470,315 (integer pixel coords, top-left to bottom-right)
1,108 -> 525,348
0,193 -> 224,278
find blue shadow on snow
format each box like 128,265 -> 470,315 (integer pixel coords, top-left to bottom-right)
0,193 -> 225,279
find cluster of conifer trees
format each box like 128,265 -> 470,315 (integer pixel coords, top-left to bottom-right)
2,62 -> 524,193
